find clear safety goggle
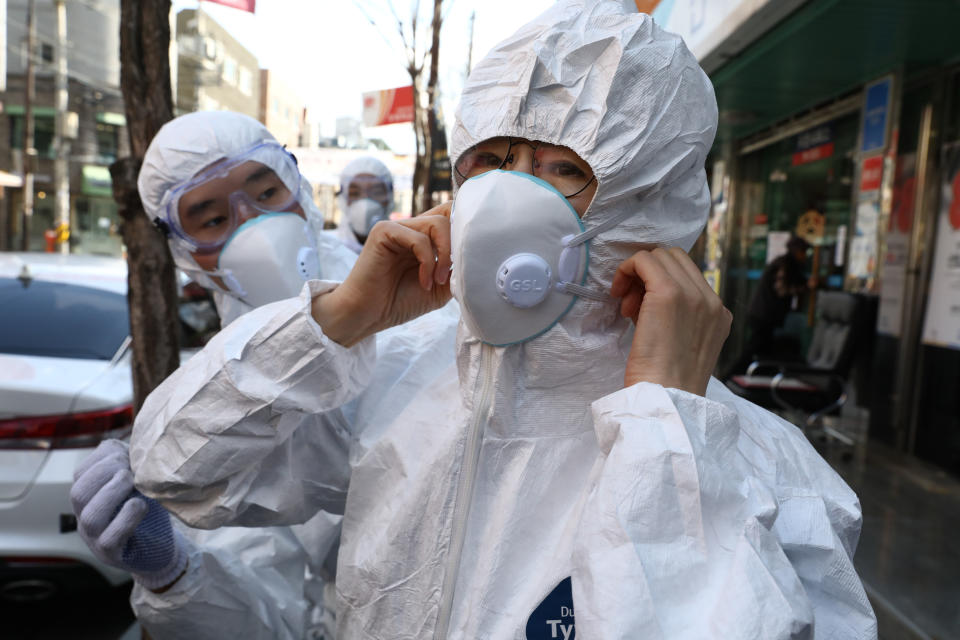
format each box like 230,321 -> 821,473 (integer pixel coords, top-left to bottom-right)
454,137 -> 596,198
344,174 -> 392,205
159,141 -> 302,253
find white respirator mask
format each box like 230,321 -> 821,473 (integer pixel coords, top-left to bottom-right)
346,198 -> 388,238
212,212 -> 321,308
451,170 -> 615,346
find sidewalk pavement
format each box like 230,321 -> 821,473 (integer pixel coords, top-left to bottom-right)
817,437 -> 960,640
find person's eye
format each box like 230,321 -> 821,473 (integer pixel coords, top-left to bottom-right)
477,152 -> 504,167
201,215 -> 228,229
554,162 -> 586,178
257,187 -> 278,202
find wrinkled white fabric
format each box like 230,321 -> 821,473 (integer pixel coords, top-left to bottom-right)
336,156 -> 393,252
131,523 -> 311,639
132,2 -> 875,639
130,112 -> 363,639
130,283 -> 461,639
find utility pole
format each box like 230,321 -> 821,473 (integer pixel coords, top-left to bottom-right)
54,0 -> 70,254
465,10 -> 475,78
20,0 -> 36,251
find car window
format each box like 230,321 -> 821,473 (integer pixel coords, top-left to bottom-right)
0,277 -> 129,360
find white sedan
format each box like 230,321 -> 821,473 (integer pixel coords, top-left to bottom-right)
0,252 -> 214,602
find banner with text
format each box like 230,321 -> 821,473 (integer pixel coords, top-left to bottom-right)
362,86 -> 415,127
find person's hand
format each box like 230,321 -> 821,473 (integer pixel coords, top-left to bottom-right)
70,440 -> 188,592
612,247 -> 732,396
313,202 -> 452,346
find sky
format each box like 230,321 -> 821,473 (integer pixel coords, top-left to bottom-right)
170,0 -> 557,154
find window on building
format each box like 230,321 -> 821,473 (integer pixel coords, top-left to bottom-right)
222,56 -> 237,86
204,36 -> 217,59
200,94 -> 220,112
9,115 -> 56,158
96,123 -> 119,163
273,98 -> 281,115
40,42 -> 54,64
238,67 -> 253,96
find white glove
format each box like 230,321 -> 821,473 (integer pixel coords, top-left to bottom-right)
70,439 -> 188,590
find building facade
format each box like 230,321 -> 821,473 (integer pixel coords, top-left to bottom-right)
655,0 -> 960,481
258,69 -> 306,149
0,0 -> 128,255
174,7 -> 259,119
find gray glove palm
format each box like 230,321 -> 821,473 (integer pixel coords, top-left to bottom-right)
70,439 -> 188,590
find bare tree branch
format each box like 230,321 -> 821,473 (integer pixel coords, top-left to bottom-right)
352,0 -> 445,215
441,0 -> 455,24
354,0 -> 409,59
385,0 -> 414,64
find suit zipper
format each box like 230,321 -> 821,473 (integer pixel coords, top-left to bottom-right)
433,342 -> 495,639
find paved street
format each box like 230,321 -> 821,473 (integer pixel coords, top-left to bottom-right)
1,581 -> 135,640
818,438 -> 960,639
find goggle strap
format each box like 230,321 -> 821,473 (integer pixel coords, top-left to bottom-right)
153,217 -> 171,237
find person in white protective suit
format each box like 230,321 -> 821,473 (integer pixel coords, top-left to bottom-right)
336,156 -> 394,253
130,3 -> 877,639
70,111 -> 459,639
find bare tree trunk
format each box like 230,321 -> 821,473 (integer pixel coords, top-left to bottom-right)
410,70 -> 426,216
113,0 -> 179,413
420,0 -> 442,212
407,0 -> 443,216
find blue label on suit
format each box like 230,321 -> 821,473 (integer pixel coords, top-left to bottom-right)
525,577 -> 575,639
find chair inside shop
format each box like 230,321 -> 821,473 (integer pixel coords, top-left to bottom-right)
726,291 -> 864,439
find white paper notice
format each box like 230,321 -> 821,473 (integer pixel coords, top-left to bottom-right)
922,145 -> 960,350
766,231 -> 791,264
877,154 -> 916,337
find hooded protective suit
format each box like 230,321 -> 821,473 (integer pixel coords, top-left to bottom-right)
127,111 -> 388,639
138,110 -> 357,326
131,3 -> 876,639
335,156 -> 394,253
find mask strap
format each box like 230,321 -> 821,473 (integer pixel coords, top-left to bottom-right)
560,281 -> 618,304
563,206 -> 636,249
201,267 -> 247,299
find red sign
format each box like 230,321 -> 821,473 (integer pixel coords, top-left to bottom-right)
860,155 -> 884,192
890,156 -> 916,233
362,86 -> 415,127
202,0 -> 255,12
951,170 -> 960,231
791,142 -> 834,166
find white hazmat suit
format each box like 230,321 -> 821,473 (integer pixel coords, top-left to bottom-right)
131,3 -> 876,639
336,156 -> 394,253
127,112 -> 455,640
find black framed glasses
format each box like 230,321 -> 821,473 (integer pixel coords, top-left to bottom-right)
454,137 -> 596,198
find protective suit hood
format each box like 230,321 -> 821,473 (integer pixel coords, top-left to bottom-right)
139,111 -> 355,325
449,0 -> 718,386
451,0 -> 717,301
